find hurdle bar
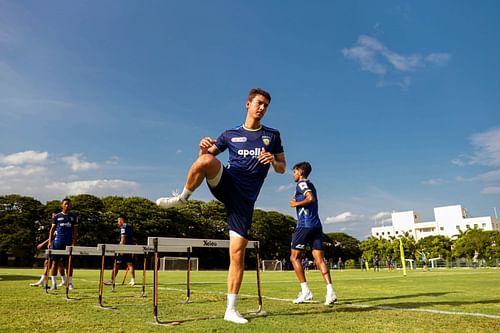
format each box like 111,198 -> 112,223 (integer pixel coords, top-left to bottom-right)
96,244 -> 190,308
148,237 -> 262,325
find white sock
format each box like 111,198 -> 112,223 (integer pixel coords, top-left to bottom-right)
37,275 -> 45,284
68,276 -> 73,284
300,282 -> 310,293
51,276 -> 57,285
180,187 -> 192,201
130,278 -> 135,283
61,276 -> 67,283
227,293 -> 237,311
326,283 -> 334,294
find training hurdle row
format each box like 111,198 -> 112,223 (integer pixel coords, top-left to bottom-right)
46,243 -> 190,308
148,237 -> 264,325
45,237 -> 263,325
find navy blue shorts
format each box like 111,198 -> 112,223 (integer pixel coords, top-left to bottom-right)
208,168 -> 255,239
50,241 -> 69,262
291,227 -> 324,251
117,254 -> 135,268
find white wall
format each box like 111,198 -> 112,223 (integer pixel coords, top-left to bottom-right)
371,204 -> 499,241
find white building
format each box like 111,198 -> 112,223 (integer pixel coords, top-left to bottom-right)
371,205 -> 500,241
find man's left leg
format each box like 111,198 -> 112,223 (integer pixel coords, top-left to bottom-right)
224,234 -> 248,324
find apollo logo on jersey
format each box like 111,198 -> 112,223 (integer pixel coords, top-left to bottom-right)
237,147 -> 263,157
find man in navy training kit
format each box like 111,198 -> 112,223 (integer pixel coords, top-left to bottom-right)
48,198 -> 78,290
289,161 -> 337,305
105,215 -> 136,286
156,88 -> 286,324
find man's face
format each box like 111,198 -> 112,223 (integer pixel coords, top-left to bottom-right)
246,94 -> 270,120
61,200 -> 71,213
292,168 -> 301,182
117,217 -> 124,227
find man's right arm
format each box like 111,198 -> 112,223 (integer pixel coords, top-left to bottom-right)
198,137 -> 220,156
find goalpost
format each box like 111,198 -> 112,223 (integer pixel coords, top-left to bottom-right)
261,259 -> 283,271
160,256 -> 199,271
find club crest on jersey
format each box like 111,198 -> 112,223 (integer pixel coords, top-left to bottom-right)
261,136 -> 271,146
231,137 -> 247,143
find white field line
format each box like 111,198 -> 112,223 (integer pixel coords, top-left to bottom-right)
77,277 -> 500,320
157,286 -> 500,320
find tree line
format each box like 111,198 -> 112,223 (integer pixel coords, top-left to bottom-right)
1,194 -> 498,268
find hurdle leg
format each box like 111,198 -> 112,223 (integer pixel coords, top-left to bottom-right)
65,246 -> 72,300
248,241 -> 266,316
153,238 -> 159,323
122,264 -> 129,285
97,245 -> 115,309
44,248 -> 52,294
185,247 -> 191,304
111,254 -> 117,291
141,252 -> 147,297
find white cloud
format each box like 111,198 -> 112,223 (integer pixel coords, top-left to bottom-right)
325,211 -> 364,224
421,178 -> 447,185
0,149 -> 142,201
425,53 -> 451,65
371,211 -> 392,226
0,150 -> 48,165
451,158 -> 466,167
481,186 -> 500,195
62,154 -> 99,171
46,179 -> 139,197
470,127 -> 500,167
0,165 -> 46,177
342,35 -> 450,88
276,183 -> 295,193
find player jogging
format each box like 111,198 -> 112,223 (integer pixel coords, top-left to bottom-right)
156,88 -> 286,324
289,161 -> 337,305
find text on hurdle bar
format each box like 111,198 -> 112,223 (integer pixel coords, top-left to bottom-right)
147,237 -> 259,249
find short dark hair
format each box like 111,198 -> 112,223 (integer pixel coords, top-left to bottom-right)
293,161 -> 312,178
247,88 -> 271,103
61,198 -> 71,203
118,215 -> 127,221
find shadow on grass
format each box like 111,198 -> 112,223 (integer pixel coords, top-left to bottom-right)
380,298 -> 500,309
0,274 -> 37,281
344,291 -> 454,303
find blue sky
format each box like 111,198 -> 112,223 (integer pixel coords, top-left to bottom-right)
0,1 -> 499,240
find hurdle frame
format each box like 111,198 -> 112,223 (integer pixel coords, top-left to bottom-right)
149,237 -> 264,325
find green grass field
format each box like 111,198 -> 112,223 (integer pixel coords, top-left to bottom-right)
1,267 -> 499,332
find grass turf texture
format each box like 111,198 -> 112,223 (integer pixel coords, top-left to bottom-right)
0,268 -> 499,332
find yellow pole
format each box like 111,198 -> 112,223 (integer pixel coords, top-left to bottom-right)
399,239 -> 407,276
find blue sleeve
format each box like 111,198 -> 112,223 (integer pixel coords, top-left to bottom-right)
271,131 -> 284,154
215,131 -> 228,153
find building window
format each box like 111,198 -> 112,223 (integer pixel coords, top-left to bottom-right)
456,226 -> 460,230
474,224 -> 478,228
388,232 -> 391,235
376,233 -> 379,236
482,223 -> 486,228
395,231 -> 399,234
382,232 -> 385,235
466,224 -> 470,228
440,227 -> 444,231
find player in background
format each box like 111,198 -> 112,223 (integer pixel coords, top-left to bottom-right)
48,198 -> 78,290
156,88 -> 286,324
289,161 -> 337,306
105,215 -> 136,286
30,213 -> 67,287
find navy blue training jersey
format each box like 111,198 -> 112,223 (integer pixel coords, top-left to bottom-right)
120,223 -> 134,245
294,180 -> 322,228
52,212 -> 78,245
215,124 -> 284,202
